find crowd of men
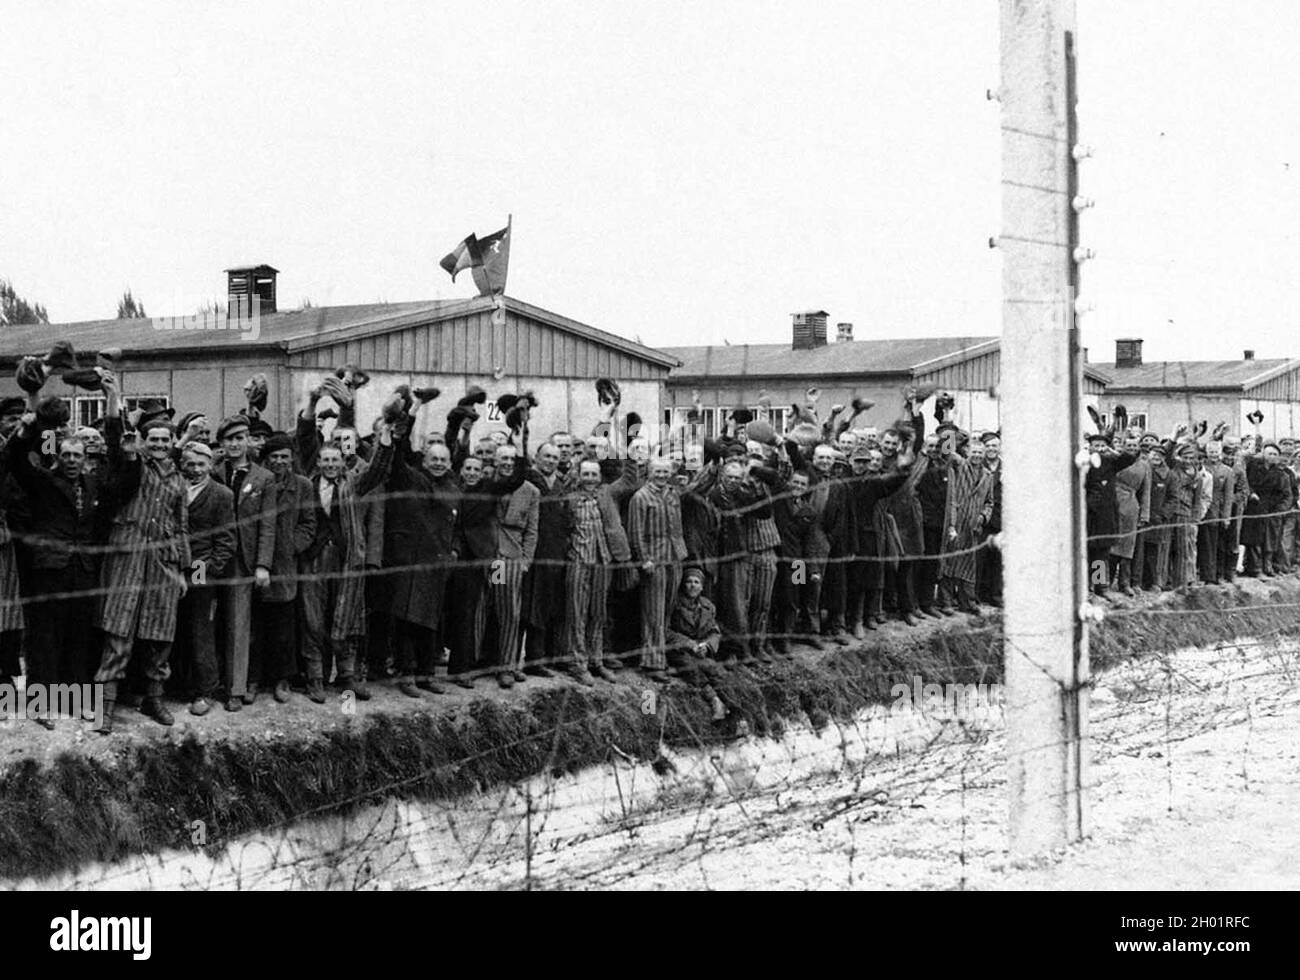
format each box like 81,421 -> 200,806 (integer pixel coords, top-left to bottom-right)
1084,408 -> 1300,596
0,345 -> 1290,737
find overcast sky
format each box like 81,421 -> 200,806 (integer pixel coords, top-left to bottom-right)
3,1 -> 1298,363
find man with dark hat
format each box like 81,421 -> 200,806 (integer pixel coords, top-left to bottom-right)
255,431 -> 316,702
212,414 -> 277,711
245,417 -> 273,464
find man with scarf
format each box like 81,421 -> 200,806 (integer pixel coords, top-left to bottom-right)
93,372 -> 191,733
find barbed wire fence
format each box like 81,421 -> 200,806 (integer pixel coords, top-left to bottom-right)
20,589 -> 1298,890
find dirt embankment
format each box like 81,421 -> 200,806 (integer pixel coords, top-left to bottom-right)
2,577 -> 1297,883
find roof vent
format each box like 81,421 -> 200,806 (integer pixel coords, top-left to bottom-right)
792,310 -> 828,351
1115,337 -> 1143,368
226,264 -> 279,315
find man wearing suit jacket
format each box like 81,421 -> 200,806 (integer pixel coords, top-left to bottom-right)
257,433 -> 316,702
212,415 -> 277,712
177,443 -> 235,715
521,441 -> 572,678
7,410 -> 124,696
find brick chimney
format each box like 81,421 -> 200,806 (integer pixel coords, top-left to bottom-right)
792,310 -> 829,351
226,264 -> 279,315
1115,338 -> 1143,368
836,322 -> 854,342
1244,349 -> 1255,360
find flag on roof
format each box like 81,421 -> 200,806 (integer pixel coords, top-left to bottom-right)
439,217 -> 511,297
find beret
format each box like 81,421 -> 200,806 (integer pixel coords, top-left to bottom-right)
247,418 -> 274,438
682,565 -> 705,583
0,396 -> 27,416
458,385 -> 488,407
183,442 -> 213,460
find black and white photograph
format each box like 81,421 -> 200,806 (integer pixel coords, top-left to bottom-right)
0,0 -> 1288,946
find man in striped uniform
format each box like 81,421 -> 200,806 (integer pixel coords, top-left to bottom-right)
710,450 -> 781,664
564,459 -> 631,684
628,456 -> 688,679
939,438 -> 994,613
94,372 -> 191,733
489,443 -> 539,689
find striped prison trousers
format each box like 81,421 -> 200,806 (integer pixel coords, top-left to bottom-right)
489,558 -> 527,673
566,562 -> 610,669
638,562 -> 681,671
